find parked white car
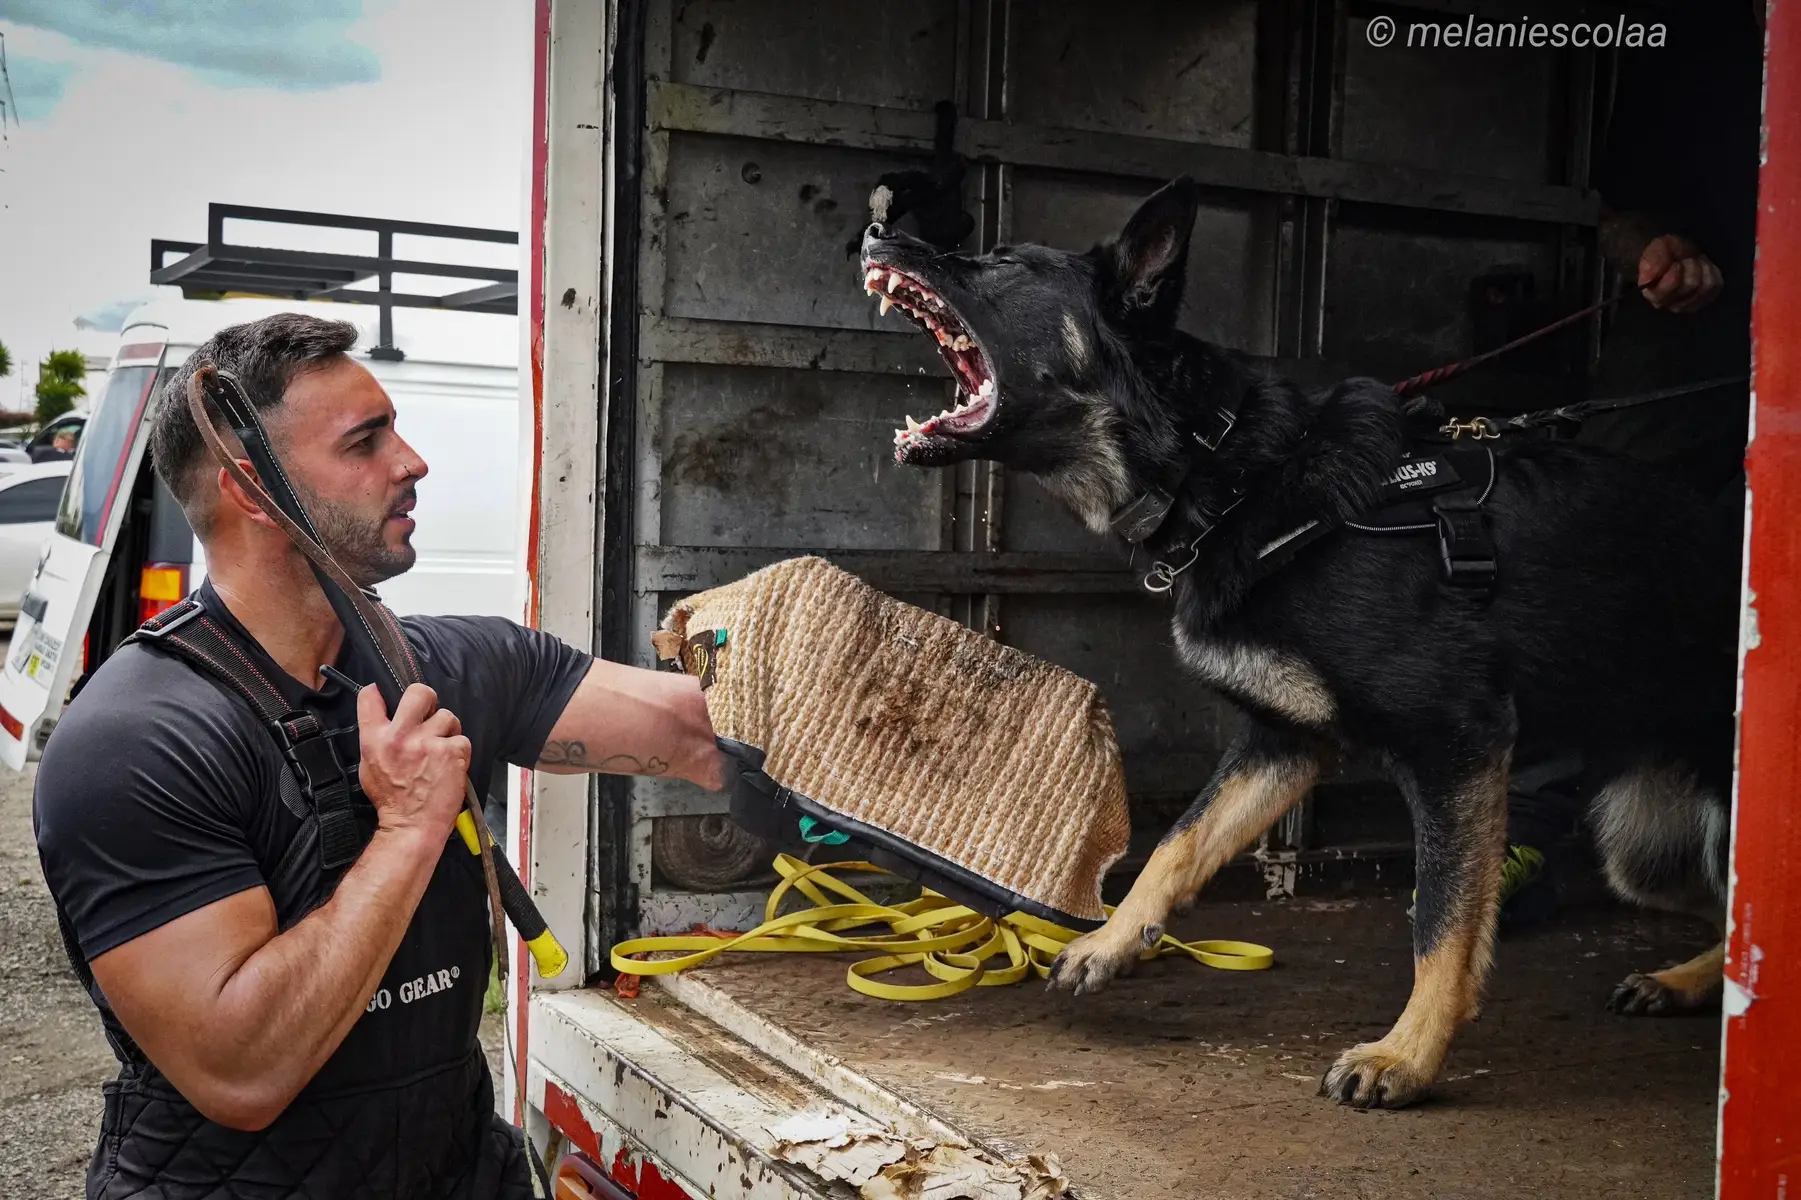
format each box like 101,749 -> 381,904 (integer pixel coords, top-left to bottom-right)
0,461 -> 73,623
0,296 -> 523,768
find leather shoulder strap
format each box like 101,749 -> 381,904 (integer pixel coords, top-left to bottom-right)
129,597 -> 366,869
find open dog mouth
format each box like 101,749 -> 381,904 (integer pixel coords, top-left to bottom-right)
861,263 -> 998,459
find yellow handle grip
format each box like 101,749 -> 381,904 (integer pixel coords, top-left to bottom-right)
454,811 -> 569,979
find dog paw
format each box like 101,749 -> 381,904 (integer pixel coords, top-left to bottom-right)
1318,1040 -> 1437,1110
1046,924 -> 1147,996
1607,971 -> 1720,1017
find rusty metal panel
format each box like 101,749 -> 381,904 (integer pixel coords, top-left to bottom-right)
1001,596 -> 1236,792
1008,0 -> 1261,147
662,133 -> 927,329
1341,15 -> 1561,185
1008,170 -> 1273,352
1000,472 -> 1113,554
610,0 -> 1605,921
658,363 -> 948,548
1323,209 -> 1561,369
669,0 -> 959,110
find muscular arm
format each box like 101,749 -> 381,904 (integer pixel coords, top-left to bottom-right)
88,683 -> 470,1132
89,825 -> 444,1131
536,658 -> 725,790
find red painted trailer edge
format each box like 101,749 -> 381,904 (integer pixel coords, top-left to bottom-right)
1719,0 -> 1801,1191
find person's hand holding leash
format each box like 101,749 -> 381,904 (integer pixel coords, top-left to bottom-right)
358,682 -> 471,844
1638,233 -> 1724,312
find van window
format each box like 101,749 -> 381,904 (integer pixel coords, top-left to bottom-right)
0,478 -> 69,525
55,365 -> 167,546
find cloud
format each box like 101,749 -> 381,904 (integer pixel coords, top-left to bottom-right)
1,52 -> 74,121
0,1 -> 380,91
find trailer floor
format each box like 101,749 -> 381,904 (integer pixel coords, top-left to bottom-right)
693,893 -> 1719,1199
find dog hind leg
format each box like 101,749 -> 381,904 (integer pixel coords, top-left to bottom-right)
1322,745 -> 1510,1109
1048,719 -> 1318,996
1591,763 -> 1728,1015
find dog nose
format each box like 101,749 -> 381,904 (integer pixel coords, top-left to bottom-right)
864,222 -> 892,245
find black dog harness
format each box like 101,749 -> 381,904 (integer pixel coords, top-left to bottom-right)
1110,427 -> 1499,594
1251,445 -> 1499,589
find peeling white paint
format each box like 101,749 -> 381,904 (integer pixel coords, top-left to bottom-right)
1262,858 -> 1298,899
766,1111 -> 1069,1199
1723,976 -> 1756,1017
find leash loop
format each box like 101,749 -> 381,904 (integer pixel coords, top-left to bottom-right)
611,855 -> 1273,1002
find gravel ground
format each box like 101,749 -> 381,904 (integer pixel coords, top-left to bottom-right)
0,762 -> 110,1200
0,761 -> 506,1199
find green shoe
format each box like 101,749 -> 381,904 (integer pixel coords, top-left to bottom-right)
1408,843 -> 1549,923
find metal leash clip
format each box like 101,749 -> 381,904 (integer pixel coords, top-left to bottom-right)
1439,416 -> 1501,441
1143,539 -> 1203,593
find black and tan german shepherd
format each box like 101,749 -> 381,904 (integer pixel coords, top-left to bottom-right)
857,179 -> 1739,1108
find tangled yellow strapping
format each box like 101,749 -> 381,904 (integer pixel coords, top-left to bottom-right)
611,854 -> 1273,1002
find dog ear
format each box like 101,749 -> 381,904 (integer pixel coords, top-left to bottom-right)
1105,178 -> 1201,328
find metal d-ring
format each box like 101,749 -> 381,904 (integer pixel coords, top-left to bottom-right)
1143,539 -> 1203,593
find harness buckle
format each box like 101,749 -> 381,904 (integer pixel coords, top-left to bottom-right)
277,716 -> 365,870
1433,499 -> 1497,589
132,599 -> 205,641
1192,407 -> 1238,452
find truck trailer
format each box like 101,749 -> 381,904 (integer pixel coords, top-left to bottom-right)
511,2 -> 1798,1195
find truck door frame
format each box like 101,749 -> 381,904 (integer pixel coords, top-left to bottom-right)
1717,0 -> 1801,1190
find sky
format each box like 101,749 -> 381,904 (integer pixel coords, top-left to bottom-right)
0,0 -> 533,409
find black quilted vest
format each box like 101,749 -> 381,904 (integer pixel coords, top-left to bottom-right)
67,598 -> 530,1200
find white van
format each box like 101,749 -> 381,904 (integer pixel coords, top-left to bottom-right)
0,296 -> 523,769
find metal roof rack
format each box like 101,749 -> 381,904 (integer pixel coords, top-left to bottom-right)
151,204 -> 518,361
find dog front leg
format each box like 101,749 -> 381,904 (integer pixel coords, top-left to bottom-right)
1321,747 -> 1510,1109
1048,721 -> 1318,996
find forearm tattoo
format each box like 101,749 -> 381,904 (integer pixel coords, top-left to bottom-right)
537,739 -> 669,776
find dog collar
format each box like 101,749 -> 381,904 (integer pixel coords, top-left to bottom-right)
1109,487 -> 1177,543
1107,383 -> 1248,544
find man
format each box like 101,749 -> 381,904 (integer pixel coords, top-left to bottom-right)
33,314 -> 726,1198
1494,0 -> 1762,927
32,426 -> 77,463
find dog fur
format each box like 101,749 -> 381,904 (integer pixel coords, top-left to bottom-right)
858,179 -> 1740,1109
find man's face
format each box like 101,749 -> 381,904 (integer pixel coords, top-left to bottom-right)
267,356 -> 428,587
52,431 -> 74,450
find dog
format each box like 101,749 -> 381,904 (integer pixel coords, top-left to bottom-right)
856,178 -> 1739,1109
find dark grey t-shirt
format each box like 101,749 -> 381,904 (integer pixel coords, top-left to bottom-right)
32,584 -> 590,1089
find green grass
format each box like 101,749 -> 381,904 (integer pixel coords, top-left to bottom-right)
485,960 -> 506,1014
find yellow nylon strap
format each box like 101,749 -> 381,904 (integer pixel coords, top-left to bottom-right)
610,855 -> 1273,1002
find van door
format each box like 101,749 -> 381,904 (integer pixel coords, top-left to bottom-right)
0,340 -> 168,768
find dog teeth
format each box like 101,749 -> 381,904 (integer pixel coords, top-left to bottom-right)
978,379 -> 995,397
887,271 -> 903,293
906,415 -> 922,431
952,335 -> 971,351
879,296 -> 893,315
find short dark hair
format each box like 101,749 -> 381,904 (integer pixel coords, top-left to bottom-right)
151,313 -> 358,529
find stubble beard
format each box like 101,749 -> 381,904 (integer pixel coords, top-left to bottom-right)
301,487 -> 417,588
